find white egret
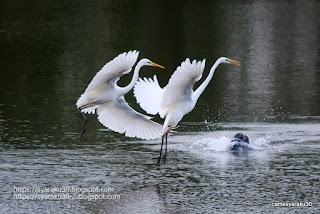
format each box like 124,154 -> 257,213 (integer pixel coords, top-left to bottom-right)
76,50 -> 165,140
134,57 -> 240,165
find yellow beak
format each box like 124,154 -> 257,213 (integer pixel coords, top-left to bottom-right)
227,59 -> 240,66
150,62 -> 165,69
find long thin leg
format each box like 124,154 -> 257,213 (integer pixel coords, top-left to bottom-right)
156,134 -> 165,166
77,102 -> 100,138
163,134 -> 168,165
78,108 -> 88,138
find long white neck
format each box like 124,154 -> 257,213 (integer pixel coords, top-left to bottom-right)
192,58 -> 223,102
119,60 -> 145,95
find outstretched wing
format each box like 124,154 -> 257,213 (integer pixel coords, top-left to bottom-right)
133,75 -> 164,115
76,50 -> 139,111
85,50 -> 139,92
97,96 -> 163,140
160,58 -> 206,117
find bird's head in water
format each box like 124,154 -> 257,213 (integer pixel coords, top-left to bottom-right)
232,133 -> 249,144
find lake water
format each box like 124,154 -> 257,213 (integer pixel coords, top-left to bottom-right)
0,0 -> 319,213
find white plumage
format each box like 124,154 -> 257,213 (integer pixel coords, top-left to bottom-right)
133,75 -> 163,115
86,51 -> 139,92
160,58 -> 206,118
76,50 -> 139,113
134,58 -> 206,120
97,97 -> 163,139
76,50 -> 165,140
133,57 -> 240,165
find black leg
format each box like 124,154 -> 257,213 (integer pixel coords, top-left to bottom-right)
78,108 -> 88,138
156,134 -> 165,166
163,133 -> 168,165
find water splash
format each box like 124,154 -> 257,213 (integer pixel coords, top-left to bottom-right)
171,133 -> 272,154
253,136 -> 272,147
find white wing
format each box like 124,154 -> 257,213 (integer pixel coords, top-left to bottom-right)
76,50 -> 139,111
160,58 -> 206,117
97,96 -> 163,139
133,75 -> 164,115
85,50 -> 139,92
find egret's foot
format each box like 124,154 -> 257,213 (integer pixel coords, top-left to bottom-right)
78,108 -> 88,138
153,156 -> 167,166
153,156 -> 161,166
162,155 -> 167,165
80,118 -> 88,138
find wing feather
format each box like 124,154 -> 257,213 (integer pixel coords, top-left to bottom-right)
97,96 -> 163,139
85,50 -> 139,92
76,50 -> 139,110
133,75 -> 164,115
160,58 -> 206,116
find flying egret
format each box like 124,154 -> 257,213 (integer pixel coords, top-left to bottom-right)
76,50 -> 165,140
134,57 -> 240,165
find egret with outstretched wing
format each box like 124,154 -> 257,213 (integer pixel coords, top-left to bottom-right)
134,57 -> 240,165
76,50 -> 165,140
